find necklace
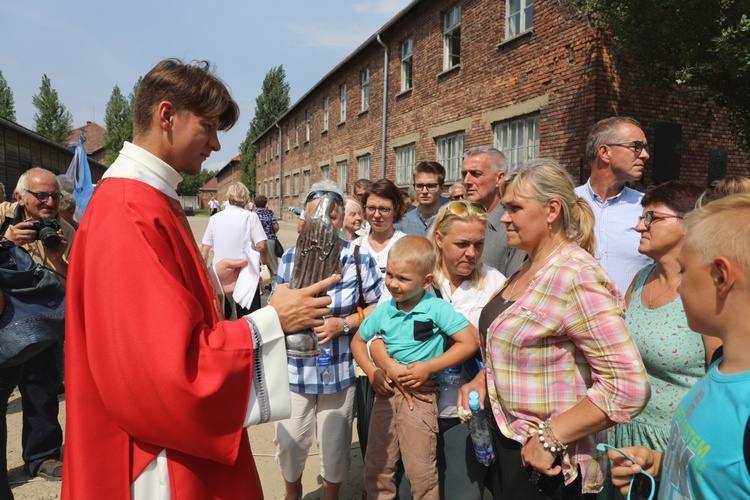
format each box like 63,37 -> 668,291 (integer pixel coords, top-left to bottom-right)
502,239 -> 567,304
647,274 -> 681,309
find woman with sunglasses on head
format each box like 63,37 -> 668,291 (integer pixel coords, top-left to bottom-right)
458,159 -> 650,499
369,200 -> 506,499
600,181 -> 722,499
270,180 -> 383,500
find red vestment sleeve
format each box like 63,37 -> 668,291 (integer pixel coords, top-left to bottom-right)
63,178 -> 262,499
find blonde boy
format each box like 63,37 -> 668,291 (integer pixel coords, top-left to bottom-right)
351,235 -> 478,499
610,193 -> 750,498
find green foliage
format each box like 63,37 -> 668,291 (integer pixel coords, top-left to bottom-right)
239,65 -> 291,190
176,169 -> 217,197
0,70 -> 16,121
32,74 -> 73,145
103,85 -> 131,165
571,0 -> 750,151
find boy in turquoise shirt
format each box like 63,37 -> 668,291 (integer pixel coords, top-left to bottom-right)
352,235 -> 478,499
610,193 -> 750,499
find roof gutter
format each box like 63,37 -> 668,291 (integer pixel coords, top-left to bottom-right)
376,34 -> 388,179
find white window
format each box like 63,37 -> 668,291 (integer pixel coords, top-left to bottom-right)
264,181 -> 268,197
436,132 -> 465,182
360,69 -> 370,112
285,176 -> 290,196
357,154 -> 371,180
443,5 -> 461,70
493,114 -> 540,171
305,109 -> 311,142
293,173 -> 300,195
321,164 -> 330,180
285,124 -> 290,151
401,39 -> 413,91
395,143 -> 416,186
269,179 -> 274,198
340,84 -> 347,123
304,170 -> 311,192
507,0 -> 534,38
295,118 -> 300,147
276,177 -> 281,198
323,97 -> 329,131
337,160 -> 348,193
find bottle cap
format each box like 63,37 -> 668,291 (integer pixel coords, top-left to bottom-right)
468,390 -> 480,411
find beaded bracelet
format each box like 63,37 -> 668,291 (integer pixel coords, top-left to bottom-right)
535,422 -> 560,454
542,419 -> 569,452
536,420 -> 568,454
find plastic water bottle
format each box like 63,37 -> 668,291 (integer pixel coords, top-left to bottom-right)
442,365 -> 461,387
468,391 -> 496,466
317,346 -> 333,385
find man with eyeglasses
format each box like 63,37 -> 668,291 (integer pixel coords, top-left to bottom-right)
394,161 -> 448,236
0,167 -> 73,482
575,117 -> 653,294
448,183 -> 465,201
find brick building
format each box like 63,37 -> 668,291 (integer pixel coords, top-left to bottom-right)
67,122 -> 109,165
255,0 -> 748,216
216,155 -> 243,203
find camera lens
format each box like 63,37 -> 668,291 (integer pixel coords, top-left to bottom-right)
38,227 -> 61,248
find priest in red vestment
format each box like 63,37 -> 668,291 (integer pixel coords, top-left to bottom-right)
62,59 -> 337,500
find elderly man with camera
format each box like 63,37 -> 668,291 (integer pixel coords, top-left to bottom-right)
0,167 -> 74,488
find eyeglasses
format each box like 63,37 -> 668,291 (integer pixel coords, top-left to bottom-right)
25,190 -> 63,203
446,201 -> 487,215
637,210 -> 682,229
364,205 -> 394,215
596,444 -> 655,500
606,141 -> 650,157
449,194 -> 465,201
305,190 -> 344,206
414,183 -> 440,191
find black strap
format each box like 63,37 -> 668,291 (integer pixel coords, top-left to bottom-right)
432,284 -> 443,299
353,245 -> 367,309
710,345 -> 724,365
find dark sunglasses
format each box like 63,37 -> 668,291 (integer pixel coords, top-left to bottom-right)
305,190 -> 344,206
446,201 -> 487,215
606,140 -> 650,157
597,443 -> 655,500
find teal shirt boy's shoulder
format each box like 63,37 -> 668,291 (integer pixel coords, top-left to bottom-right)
359,298 -> 397,342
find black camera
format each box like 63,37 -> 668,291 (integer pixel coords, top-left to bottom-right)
13,205 -> 61,248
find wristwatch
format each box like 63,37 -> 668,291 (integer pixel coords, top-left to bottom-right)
342,317 -> 351,335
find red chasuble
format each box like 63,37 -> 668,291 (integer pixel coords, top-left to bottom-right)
63,178 -> 262,499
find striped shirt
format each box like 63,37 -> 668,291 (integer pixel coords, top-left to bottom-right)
273,240 -> 382,394
484,242 -> 650,493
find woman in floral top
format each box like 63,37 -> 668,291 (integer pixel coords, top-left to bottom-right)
253,195 -> 279,283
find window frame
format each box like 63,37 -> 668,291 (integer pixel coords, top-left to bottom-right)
435,131 -> 465,182
337,160 -> 348,194
506,0 -> 534,39
320,164 -> 330,181
357,154 -> 371,180
443,5 -> 462,70
395,143 -> 416,186
340,84 -> 347,123
401,38 -> 414,91
295,117 -> 300,147
305,109 -> 311,142
360,68 -> 370,112
493,114 -> 541,171
323,97 -> 329,131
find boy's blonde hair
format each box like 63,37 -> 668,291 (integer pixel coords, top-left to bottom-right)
683,192 -> 750,273
388,235 -> 435,277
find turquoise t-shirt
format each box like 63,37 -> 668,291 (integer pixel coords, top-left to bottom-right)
359,292 -> 468,366
659,359 -> 750,499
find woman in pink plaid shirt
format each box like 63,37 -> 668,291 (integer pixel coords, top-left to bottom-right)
459,159 -> 650,499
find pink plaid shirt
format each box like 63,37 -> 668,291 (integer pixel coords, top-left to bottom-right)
484,242 -> 649,493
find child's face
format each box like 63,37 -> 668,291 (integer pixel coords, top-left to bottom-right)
385,259 -> 431,306
677,241 -> 716,336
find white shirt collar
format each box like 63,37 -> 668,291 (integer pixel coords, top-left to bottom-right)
102,142 -> 183,200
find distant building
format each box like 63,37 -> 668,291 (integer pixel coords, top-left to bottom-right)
254,0 -> 748,216
216,155 -> 243,203
199,175 -> 218,209
67,121 -> 109,165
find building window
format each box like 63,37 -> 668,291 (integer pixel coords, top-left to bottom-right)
340,84 -> 347,123
323,97 -> 329,131
321,164 -> 330,180
304,170 -> 311,192
337,160 -> 348,193
295,118 -> 300,147
285,175 -> 291,196
396,143 -> 416,186
436,132 -> 465,182
276,178 -> 281,198
507,0 -> 534,38
305,109 -> 311,142
264,181 -> 268,197
293,172 -> 300,195
269,179 -> 274,198
357,154 -> 371,180
285,124 -> 290,151
401,39 -> 413,91
443,5 -> 461,70
360,69 -> 370,112
493,114 -> 540,171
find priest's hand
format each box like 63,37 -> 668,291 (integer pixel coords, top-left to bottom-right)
270,275 -> 341,333
215,258 -> 248,294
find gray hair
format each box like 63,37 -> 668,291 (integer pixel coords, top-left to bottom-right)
465,146 -> 507,174
585,117 -> 642,163
301,179 -> 345,213
226,182 -> 250,206
15,168 -> 61,196
345,198 -> 363,217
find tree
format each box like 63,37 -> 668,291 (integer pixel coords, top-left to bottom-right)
0,70 -> 16,121
176,169 -> 216,197
239,65 -> 291,190
103,85 -> 131,165
32,74 -> 73,145
571,0 -> 750,151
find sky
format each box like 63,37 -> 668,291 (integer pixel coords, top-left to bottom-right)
0,0 -> 412,171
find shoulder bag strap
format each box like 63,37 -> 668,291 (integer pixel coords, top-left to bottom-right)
353,245 -> 366,309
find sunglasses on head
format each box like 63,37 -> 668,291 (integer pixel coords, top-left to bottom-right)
446,201 -> 487,215
305,190 -> 344,206
597,443 -> 655,500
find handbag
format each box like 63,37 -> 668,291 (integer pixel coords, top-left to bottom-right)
273,238 -> 284,258
0,241 -> 65,368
